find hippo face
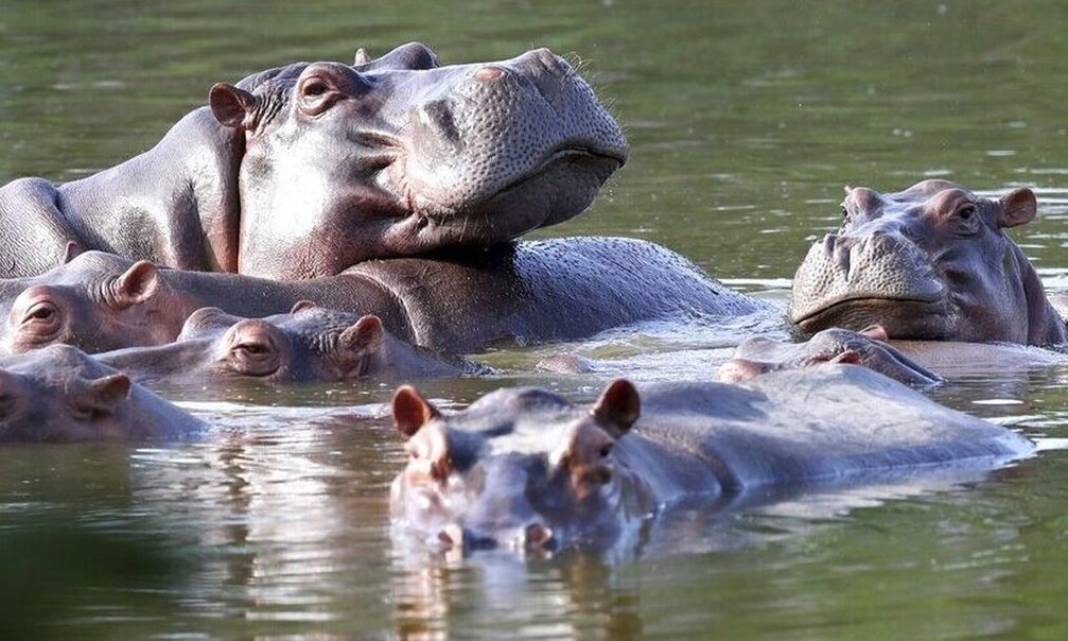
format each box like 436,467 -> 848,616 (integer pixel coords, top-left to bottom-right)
389,380 -> 654,555
151,305 -> 394,384
790,180 -> 1065,345
0,252 -> 175,354
209,42 -> 629,278
716,326 -> 942,386
0,345 -> 139,442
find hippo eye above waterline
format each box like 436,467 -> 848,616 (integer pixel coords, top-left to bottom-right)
302,80 -> 329,97
600,444 -> 613,458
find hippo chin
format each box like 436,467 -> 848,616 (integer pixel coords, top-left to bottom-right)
0,345 -> 204,443
789,180 -> 1066,345
388,366 -> 1031,555
0,43 -> 627,278
96,305 -> 480,388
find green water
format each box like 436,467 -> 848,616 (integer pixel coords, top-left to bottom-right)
5,1 -> 1068,639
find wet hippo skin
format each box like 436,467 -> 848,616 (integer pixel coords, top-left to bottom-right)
388,366 -> 1032,554
0,345 -> 205,443
95,306 -> 481,388
790,180 -> 1066,346
0,238 -> 768,355
0,43 -> 627,279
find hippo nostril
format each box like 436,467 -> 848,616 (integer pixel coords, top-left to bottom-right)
474,66 -> 506,82
525,522 -> 554,548
437,523 -> 465,549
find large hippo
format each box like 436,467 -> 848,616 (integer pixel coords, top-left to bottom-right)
0,238 -> 767,355
0,43 -> 627,278
789,180 -> 1066,345
388,366 -> 1032,554
0,345 -> 204,442
96,306 -> 479,387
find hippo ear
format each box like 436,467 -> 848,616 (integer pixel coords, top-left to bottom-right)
590,379 -> 640,438
392,385 -> 441,438
71,373 -> 131,417
62,241 -> 83,265
353,48 -> 372,66
998,188 -> 1038,229
290,300 -> 317,314
112,260 -> 160,309
339,315 -> 385,354
209,83 -> 258,129
827,350 -> 863,365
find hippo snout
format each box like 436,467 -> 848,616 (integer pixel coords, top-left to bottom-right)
437,521 -> 556,554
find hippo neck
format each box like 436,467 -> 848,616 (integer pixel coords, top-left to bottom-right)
1012,243 -> 1067,346
57,107 -> 243,272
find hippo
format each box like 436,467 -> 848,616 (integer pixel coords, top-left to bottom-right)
0,43 -> 627,278
0,345 -> 204,442
0,238 -> 767,355
715,326 -> 943,385
96,305 -> 479,387
388,366 -> 1032,554
789,180 -> 1066,346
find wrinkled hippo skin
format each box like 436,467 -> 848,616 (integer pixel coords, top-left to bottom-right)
97,305 -> 480,387
790,180 -> 1066,345
388,366 -> 1031,554
0,345 -> 204,442
0,43 -> 627,279
716,326 -> 942,385
0,238 -> 767,355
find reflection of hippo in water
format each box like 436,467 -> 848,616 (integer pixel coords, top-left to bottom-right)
790,180 -> 1066,345
0,43 -> 627,278
97,306 -> 479,388
388,366 -> 1031,554
0,238 -> 767,355
0,345 -> 204,443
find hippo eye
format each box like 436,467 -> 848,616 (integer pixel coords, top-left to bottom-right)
600,444 -> 613,458
233,342 -> 272,357
302,80 -> 329,97
958,204 -> 976,220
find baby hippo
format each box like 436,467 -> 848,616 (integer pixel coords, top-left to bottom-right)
715,326 -> 942,385
0,344 -> 204,442
96,303 -> 481,387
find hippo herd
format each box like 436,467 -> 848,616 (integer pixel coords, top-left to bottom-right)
2,43 -> 1063,555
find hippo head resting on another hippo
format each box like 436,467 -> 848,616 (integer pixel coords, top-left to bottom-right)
214,43 -> 628,277
790,180 -> 1066,345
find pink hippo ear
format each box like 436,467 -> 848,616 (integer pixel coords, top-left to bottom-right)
290,300 -> 317,314
392,385 -> 441,438
590,379 -> 641,438
62,241 -> 83,265
209,83 -> 258,129
112,261 -> 160,309
353,48 -> 372,66
339,315 -> 385,354
998,188 -> 1038,229
70,373 -> 131,417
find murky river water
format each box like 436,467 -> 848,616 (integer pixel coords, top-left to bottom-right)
4,1 -> 1068,639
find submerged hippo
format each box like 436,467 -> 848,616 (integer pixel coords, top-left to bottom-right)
715,326 -> 942,385
790,180 -> 1066,345
0,345 -> 204,442
0,238 -> 767,355
0,43 -> 627,278
96,305 -> 479,387
388,367 -> 1031,554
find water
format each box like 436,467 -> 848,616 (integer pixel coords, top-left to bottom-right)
5,1 -> 1068,638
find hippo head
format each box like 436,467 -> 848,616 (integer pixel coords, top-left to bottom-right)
0,345 -> 155,442
789,180 -> 1066,345
716,326 -> 942,386
389,379 -> 655,555
0,250 -> 176,355
209,42 -> 629,278
138,305 -> 401,384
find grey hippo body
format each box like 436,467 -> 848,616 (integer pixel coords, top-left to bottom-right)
790,180 -> 1066,346
0,43 -> 626,279
0,238 -> 768,355
96,306 -> 479,388
388,366 -> 1032,554
0,345 -> 204,443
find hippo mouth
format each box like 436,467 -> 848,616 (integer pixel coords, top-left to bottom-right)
792,296 -> 949,338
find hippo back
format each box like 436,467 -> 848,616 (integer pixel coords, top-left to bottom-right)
348,237 -> 769,352
634,365 -> 1033,491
